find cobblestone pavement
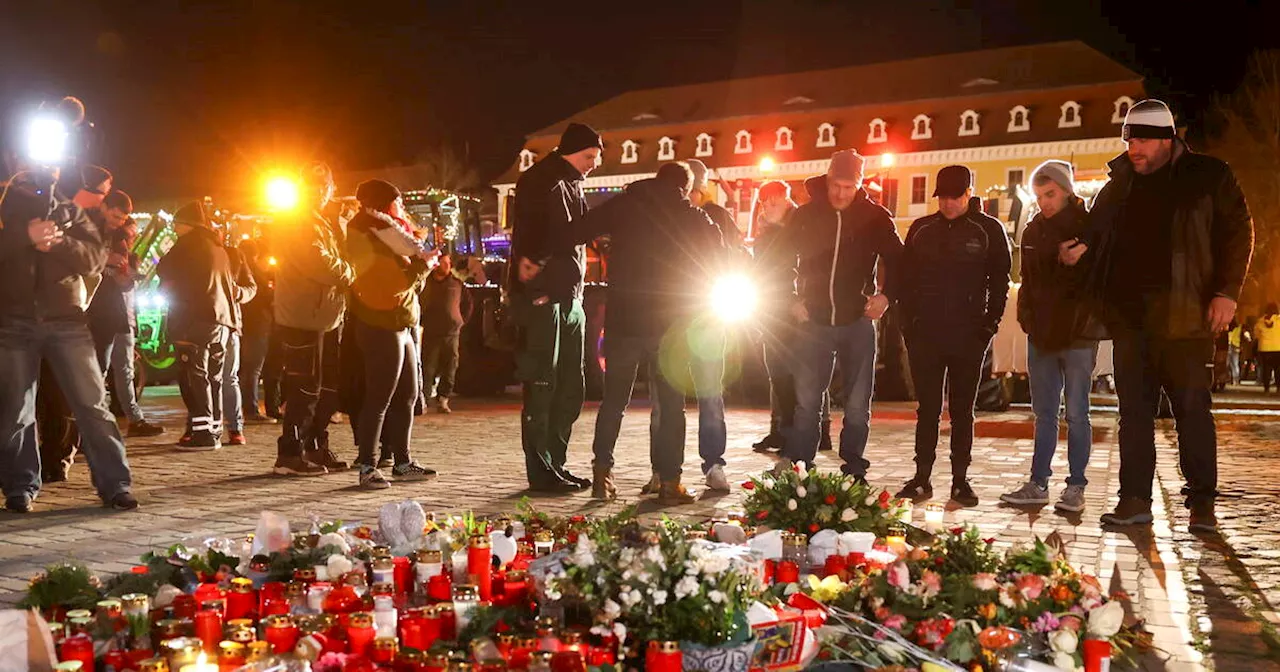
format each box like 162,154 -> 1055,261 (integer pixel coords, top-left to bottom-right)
2,386 -> 1279,670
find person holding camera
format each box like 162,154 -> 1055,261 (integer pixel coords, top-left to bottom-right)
0,170 -> 137,513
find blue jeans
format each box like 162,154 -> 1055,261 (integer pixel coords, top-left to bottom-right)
590,335 -> 687,480
786,319 -> 876,474
240,333 -> 270,414
96,330 -> 147,424
222,331 -> 243,432
691,332 -> 727,474
1027,341 -> 1098,487
0,318 -> 133,502
1228,345 -> 1240,385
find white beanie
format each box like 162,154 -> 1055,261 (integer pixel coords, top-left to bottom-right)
1122,99 -> 1176,140
685,159 -> 709,191
1031,160 -> 1074,192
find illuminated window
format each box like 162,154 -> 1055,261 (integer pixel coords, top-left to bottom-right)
695,133 -> 714,157
959,110 -> 980,137
816,122 -> 836,148
1059,101 -> 1082,129
1007,105 -> 1030,133
775,127 -> 794,151
518,149 -> 536,172
911,115 -> 932,140
621,140 -> 639,164
658,136 -> 676,161
867,118 -> 888,144
1112,96 -> 1134,124
735,130 -> 753,154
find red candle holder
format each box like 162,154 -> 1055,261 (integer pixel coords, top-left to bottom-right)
435,605 -> 456,641
503,571 -> 528,608
823,554 -> 848,578
776,560 -> 800,584
171,595 -> 198,620
60,634 -> 96,672
103,648 -> 127,672
391,557 -> 412,595
263,614 -> 300,655
225,578 -> 256,622
345,612 -> 376,658
467,535 -> 493,601
194,609 -> 223,653
426,573 -> 451,603
1083,639 -> 1112,672
645,641 -> 681,672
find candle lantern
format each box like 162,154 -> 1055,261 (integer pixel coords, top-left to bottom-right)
224,579 -> 255,621
373,594 -> 398,639
193,610 -> 222,653
160,637 -> 202,670
294,568 -> 317,585
122,594 -> 151,620
217,642 -> 245,670
924,503 -> 946,530
96,599 -> 124,634
527,652 -> 554,672
396,650 -> 425,672
897,500 -> 914,525
346,612 -> 376,657
775,560 -> 800,584
171,595 -> 198,620
263,614 -> 300,655
423,653 -> 449,672
415,549 -> 444,590
436,604 -> 457,641
781,532 -> 807,569
68,617 -> 94,637
535,617 -> 560,653
246,641 -> 270,664
226,627 -> 255,645
885,524 -> 909,557
137,659 -> 169,672
60,634 -> 96,672
307,582 -> 332,613
467,535 -> 493,601
645,641 -> 682,672
370,557 -> 395,587
371,545 -> 392,560
452,585 -> 480,631
56,662 -> 83,672
533,531 -> 554,557
372,637 -> 398,665
427,572 -> 453,603
503,570 -> 529,607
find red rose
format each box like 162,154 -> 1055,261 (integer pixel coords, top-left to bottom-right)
808,523 -> 820,533
935,557 -> 945,566
824,495 -> 837,505
570,515 -> 586,524
755,511 -> 769,520
950,527 -> 965,535
878,491 -> 891,504
984,538 -> 996,545
742,481 -> 755,490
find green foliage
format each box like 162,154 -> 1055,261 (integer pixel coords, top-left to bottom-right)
741,468 -> 907,538
19,563 -> 101,611
934,527 -> 1002,577
1002,538 -> 1056,577
318,520 -> 344,534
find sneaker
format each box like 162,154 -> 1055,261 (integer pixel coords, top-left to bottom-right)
558,469 -> 591,489
658,479 -> 698,505
178,433 -> 220,452
377,457 -> 394,470
752,433 -> 783,453
107,492 -> 139,511
392,461 -> 438,481
273,455 -> 328,476
225,431 -> 247,446
705,465 -> 730,492
5,494 -> 32,513
127,420 -> 166,438
894,478 -> 933,502
436,397 -> 452,414
1055,485 -> 1087,513
307,447 -> 350,472
592,463 -> 616,501
360,466 -> 391,490
1100,497 -> 1154,526
1189,499 -> 1218,533
639,471 -> 661,496
951,480 -> 979,508
1001,481 -> 1050,506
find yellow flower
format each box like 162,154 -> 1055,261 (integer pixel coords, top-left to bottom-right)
806,574 -> 849,602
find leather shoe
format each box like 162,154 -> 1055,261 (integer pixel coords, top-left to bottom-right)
557,469 -> 592,489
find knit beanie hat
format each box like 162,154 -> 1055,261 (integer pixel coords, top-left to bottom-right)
1122,99 -> 1176,140
827,149 -> 865,184
556,122 -> 604,156
80,165 -> 113,193
172,200 -> 210,229
355,178 -> 401,211
1031,160 -> 1074,193
686,159 -> 709,192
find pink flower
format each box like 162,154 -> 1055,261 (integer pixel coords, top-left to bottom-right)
883,614 -> 908,631
972,573 -> 999,591
1017,574 -> 1046,601
921,570 -> 942,598
887,562 -> 911,590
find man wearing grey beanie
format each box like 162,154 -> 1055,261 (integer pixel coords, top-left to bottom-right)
1060,99 -> 1254,532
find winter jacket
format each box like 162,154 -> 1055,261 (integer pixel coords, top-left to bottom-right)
508,153 -> 588,303
420,270 -> 473,337
752,210 -> 797,321
346,209 -> 431,332
157,227 -> 253,333
572,178 -> 725,338
241,256 -> 275,338
86,223 -> 140,334
1258,315 -> 1280,353
789,175 -> 902,326
1016,198 -> 1105,351
0,180 -> 109,321
225,246 -> 258,333
1081,139 -> 1253,339
896,197 -> 1012,340
272,210 -> 354,333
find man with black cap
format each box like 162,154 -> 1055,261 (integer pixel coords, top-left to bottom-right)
894,165 -> 1011,507
780,149 -> 903,480
1060,99 -> 1253,532
158,201 -> 254,452
0,170 -> 137,512
271,162 -> 355,476
508,122 -> 602,491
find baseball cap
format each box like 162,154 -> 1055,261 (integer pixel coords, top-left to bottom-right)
933,165 -> 973,198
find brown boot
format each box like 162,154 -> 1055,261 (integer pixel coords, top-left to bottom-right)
658,478 -> 697,505
592,463 -> 617,501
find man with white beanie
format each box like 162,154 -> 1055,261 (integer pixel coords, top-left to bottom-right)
1001,160 -> 1104,513
1060,99 -> 1254,532
778,149 -> 903,480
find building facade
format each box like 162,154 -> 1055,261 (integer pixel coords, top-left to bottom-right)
494,41 -> 1146,238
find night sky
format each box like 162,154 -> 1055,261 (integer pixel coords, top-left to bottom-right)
1,0 -> 1276,204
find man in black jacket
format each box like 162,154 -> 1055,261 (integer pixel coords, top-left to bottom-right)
781,150 -> 902,479
158,201 -> 254,452
508,122 -> 602,492
894,165 -> 1011,507
572,162 -> 725,504
1060,100 -> 1253,532
0,170 -> 137,513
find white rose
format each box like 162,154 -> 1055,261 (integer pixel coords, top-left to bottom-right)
864,495 -> 877,506
1049,629 -> 1079,654
327,554 -> 354,579
652,590 -> 668,606
708,590 -> 725,604
796,486 -> 807,498
1052,651 -> 1077,671
316,532 -> 350,554
840,508 -> 857,522
603,599 -> 622,620
1087,601 -> 1124,638
787,499 -> 798,511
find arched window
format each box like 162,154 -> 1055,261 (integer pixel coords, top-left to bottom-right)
695,133 -> 714,157
657,136 -> 676,161
816,122 -> 836,148
775,126 -> 794,151
735,130 -> 753,154
867,118 -> 888,144
518,149 -> 536,172
1059,101 -> 1082,128
1112,96 -> 1135,124
1007,105 -> 1030,133
911,115 -> 932,140
621,140 -> 639,164
959,110 -> 981,137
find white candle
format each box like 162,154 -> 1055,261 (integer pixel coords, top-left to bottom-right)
179,652 -> 218,672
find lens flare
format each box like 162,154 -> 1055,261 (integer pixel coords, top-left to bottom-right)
264,176 -> 300,211
710,273 -> 758,323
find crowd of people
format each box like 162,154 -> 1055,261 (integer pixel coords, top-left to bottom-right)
0,98 -> 1258,535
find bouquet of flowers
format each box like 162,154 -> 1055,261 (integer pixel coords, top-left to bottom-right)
742,464 -> 909,538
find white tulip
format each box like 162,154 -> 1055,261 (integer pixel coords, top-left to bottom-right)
840,508 -> 857,522
787,499 -> 798,511
796,486 -> 807,498
1049,629 -> 1079,654
1087,601 -> 1124,638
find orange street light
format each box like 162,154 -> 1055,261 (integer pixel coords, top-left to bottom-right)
759,156 -> 776,173
264,176 -> 300,211
881,153 -> 895,168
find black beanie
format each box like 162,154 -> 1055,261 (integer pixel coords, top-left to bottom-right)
557,122 -> 603,156
173,200 -> 210,229
356,179 -> 402,210
80,165 -> 113,193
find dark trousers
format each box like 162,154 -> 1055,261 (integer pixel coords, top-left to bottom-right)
1113,333 -> 1217,503
907,332 -> 988,482
590,335 -> 687,481
36,361 -> 78,480
517,300 -> 586,486
262,330 -> 284,414
353,322 -> 417,467
240,333 -> 270,415
1259,351 -> 1280,392
422,332 -> 460,398
172,322 -> 229,438
763,339 -> 830,436
787,320 -> 877,475
277,324 -> 342,456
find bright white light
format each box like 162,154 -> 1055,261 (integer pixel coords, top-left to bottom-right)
710,273 -> 759,323
881,153 -> 895,168
154,294 -> 167,309
27,117 -> 70,164
265,176 -> 300,211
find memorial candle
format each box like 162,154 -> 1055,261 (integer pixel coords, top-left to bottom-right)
263,615 -> 299,655
467,535 -> 493,601
193,610 -> 222,654
345,612 -> 376,658
645,641 -> 681,672
224,579 -> 255,621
